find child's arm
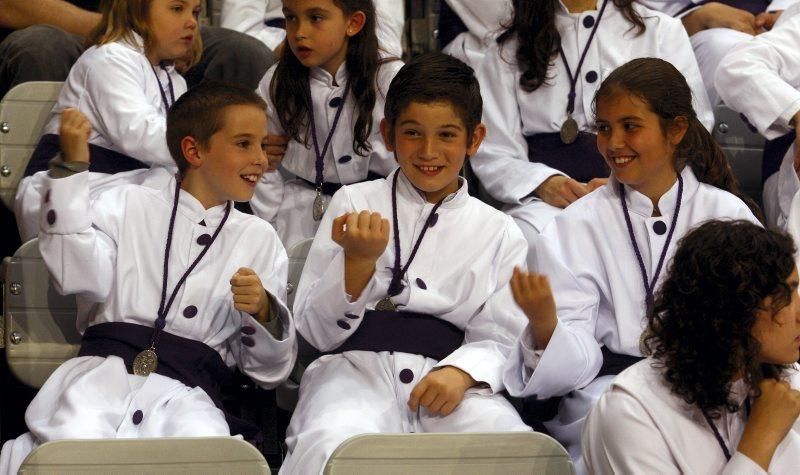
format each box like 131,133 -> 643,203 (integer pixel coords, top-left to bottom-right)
331,211 -> 390,300
510,267 -> 558,349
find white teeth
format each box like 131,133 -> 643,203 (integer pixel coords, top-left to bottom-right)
241,174 -> 258,183
613,156 -> 635,165
419,166 -> 440,172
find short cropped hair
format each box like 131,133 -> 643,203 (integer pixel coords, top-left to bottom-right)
166,82 -> 268,174
383,52 -> 482,143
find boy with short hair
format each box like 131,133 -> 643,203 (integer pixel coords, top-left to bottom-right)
283,52 -> 532,475
0,82 -> 296,474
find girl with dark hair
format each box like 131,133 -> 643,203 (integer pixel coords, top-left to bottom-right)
502,58 -> 758,473
583,220 -> 800,473
469,0 -> 713,256
253,0 -> 401,248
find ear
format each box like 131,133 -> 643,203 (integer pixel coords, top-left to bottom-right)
181,136 -> 203,168
668,116 -> 689,146
380,118 -> 395,151
346,10 -> 366,37
465,123 -> 487,157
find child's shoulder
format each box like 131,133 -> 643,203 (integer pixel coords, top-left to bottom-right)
227,208 -> 284,243
77,40 -> 147,74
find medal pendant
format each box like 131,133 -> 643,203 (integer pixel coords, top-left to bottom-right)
312,192 -> 325,221
133,348 -> 158,376
560,117 -> 579,145
375,297 -> 397,312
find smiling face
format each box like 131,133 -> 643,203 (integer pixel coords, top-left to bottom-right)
594,90 -> 687,204
753,268 -> 800,365
381,101 -> 485,203
146,0 -> 200,65
282,0 -> 365,76
181,104 -> 269,208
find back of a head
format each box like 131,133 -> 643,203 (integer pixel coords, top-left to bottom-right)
384,52 -> 482,138
166,82 -> 267,175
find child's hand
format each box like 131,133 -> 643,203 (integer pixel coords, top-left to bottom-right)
266,134 -> 288,172
510,267 -> 558,349
737,379 -> 800,470
59,108 -> 92,164
332,211 -> 390,263
230,267 -> 270,323
586,177 -> 609,192
408,366 -> 476,417
534,175 -> 589,208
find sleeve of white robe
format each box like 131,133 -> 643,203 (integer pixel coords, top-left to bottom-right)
470,41 -> 565,205
292,186 -> 381,352
366,60 -> 403,177
444,0 -> 511,39
82,48 -> 180,168
221,0 -> 287,51
715,6 -> 800,140
582,386 -> 769,475
37,171 -> 118,308
373,0 -> 405,58
227,222 -> 297,389
251,64 -> 287,224
433,217 -> 529,393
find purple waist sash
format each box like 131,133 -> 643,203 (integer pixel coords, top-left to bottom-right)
525,132 -> 609,184
25,133 -> 149,177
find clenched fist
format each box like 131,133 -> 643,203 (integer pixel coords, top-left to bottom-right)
510,267 -> 558,349
738,378 -> 800,470
332,211 -> 390,262
230,267 -> 270,323
59,108 -> 92,164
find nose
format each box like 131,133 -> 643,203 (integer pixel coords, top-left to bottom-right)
419,137 -> 438,160
186,12 -> 198,30
295,21 -> 310,40
608,128 -> 625,150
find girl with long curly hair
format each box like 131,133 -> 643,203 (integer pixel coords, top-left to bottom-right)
252,0 -> 401,248
583,220 -> 800,473
502,58 -> 761,472
469,0 -> 713,252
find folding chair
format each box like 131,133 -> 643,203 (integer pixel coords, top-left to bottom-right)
713,104 -> 766,203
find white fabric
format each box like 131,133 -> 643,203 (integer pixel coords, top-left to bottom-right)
640,0 -> 795,17
252,59 -> 402,248
14,34 -> 184,241
716,3 -> 800,229
503,167 -> 759,470
221,0 -> 405,57
471,1 -> 712,233
0,173 -> 297,475
440,0 -> 512,70
283,170 -> 531,474
583,360 -> 800,474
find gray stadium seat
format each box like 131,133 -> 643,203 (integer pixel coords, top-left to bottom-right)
0,82 -> 62,210
712,104 -> 766,202
19,437 -> 270,474
323,432 -> 575,475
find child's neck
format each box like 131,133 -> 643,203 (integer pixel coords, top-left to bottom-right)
562,0 -> 598,13
180,175 -> 226,210
632,170 -> 679,216
320,55 -> 346,84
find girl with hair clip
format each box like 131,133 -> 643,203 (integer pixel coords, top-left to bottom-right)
584,220 -> 800,474
15,0 -> 202,241
502,58 -> 760,473
252,0 -> 402,248
470,0 -> 713,255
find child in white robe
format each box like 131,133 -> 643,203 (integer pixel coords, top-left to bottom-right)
15,0 -> 205,241
252,0 -> 403,249
471,0 -> 712,249
0,83 -> 297,475
503,58 -> 760,473
584,220 -> 800,474
282,52 -> 532,475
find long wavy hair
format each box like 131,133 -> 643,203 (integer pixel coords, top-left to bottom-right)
643,220 -> 795,418
593,58 -> 763,220
270,0 -> 389,157
496,0 -> 645,92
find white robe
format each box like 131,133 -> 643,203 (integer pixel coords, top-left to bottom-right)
715,3 -> 800,230
15,33 -> 183,241
220,0 -> 405,57
640,0 -> 798,105
281,170 -> 531,474
502,167 -> 759,473
0,173 -> 297,475
252,59 -> 402,248
439,0 -> 512,70
583,360 -> 800,474
471,1 -> 713,240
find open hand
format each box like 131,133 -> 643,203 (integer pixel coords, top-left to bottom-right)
230,267 -> 270,322
408,366 -> 476,417
510,267 -> 558,349
534,175 -> 589,208
59,108 -> 92,164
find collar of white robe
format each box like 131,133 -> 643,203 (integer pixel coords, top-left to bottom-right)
701,398 -> 751,461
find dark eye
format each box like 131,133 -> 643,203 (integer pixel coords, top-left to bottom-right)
593,124 -> 609,134
237,140 -> 250,148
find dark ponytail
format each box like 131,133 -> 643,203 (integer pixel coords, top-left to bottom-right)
594,58 -> 763,221
497,0 -> 645,93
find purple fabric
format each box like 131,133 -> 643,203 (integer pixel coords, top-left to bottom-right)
25,133 -> 149,177
399,369 -> 414,384
525,132 -> 609,183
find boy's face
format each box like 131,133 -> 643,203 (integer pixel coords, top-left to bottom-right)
186,104 -> 269,207
381,101 -> 485,204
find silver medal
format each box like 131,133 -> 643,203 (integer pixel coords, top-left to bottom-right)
312,192 -> 325,221
560,117 -> 579,145
133,348 -> 158,376
375,297 -> 396,312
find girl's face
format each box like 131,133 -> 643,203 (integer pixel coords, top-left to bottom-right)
282,0 -> 366,76
753,268 -> 800,365
147,0 -> 200,65
594,91 -> 687,203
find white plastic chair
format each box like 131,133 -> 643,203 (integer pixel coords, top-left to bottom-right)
0,82 -> 62,210
19,437 -> 270,474
323,432 -> 576,475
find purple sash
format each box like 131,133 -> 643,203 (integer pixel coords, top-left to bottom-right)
525,132 -> 609,183
25,133 -> 149,177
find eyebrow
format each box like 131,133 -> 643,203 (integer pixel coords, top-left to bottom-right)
283,6 -> 331,15
398,120 -> 463,130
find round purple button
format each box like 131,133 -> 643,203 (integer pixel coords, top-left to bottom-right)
428,213 -> 439,228
196,234 -> 212,246
46,209 -> 56,225
416,278 -> 427,290
344,313 -> 360,320
399,369 -> 414,384
183,305 -> 198,319
44,190 -> 51,203
241,336 -> 255,347
241,325 -> 256,335
337,320 -> 351,330
132,410 -> 143,425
